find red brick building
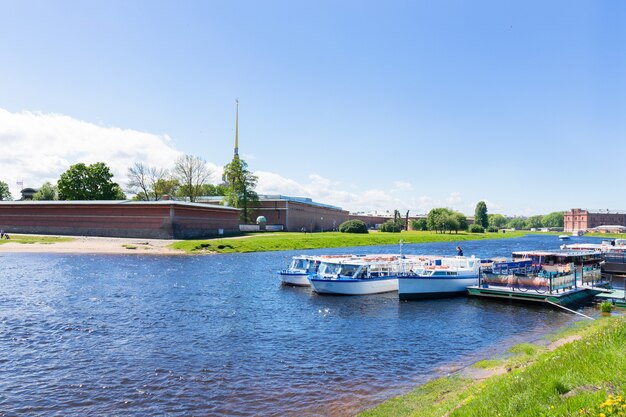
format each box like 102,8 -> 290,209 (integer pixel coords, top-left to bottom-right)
564,208 -> 626,232
255,196 -> 349,232
0,201 -> 240,239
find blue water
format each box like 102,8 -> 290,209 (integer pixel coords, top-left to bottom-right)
0,235 -> 603,416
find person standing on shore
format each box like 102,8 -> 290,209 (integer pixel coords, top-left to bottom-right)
456,246 -> 463,256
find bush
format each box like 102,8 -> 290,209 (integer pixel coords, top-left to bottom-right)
379,219 -> 403,233
338,219 -> 368,234
486,226 -> 498,233
468,224 -> 485,233
600,301 -> 614,313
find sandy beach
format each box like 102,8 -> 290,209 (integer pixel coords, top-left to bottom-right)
0,235 -> 185,255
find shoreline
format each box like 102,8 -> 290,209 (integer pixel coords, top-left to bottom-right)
359,314 -> 622,417
0,234 -> 186,255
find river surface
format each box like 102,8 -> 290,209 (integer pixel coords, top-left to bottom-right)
0,235 -> 604,416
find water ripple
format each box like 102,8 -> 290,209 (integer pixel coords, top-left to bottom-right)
0,235 -> 600,416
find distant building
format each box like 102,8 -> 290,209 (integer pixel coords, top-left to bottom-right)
564,208 -> 626,232
20,188 -> 38,200
199,195 -> 349,232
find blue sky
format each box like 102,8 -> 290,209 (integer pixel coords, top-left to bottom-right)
1,1 -> 625,215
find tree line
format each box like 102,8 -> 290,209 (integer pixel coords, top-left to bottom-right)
0,154 -> 260,223
408,201 -> 564,233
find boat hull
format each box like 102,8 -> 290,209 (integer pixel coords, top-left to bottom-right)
398,276 -> 479,300
309,277 -> 398,295
279,272 -> 311,287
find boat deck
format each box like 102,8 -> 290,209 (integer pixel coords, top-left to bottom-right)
467,285 -> 605,307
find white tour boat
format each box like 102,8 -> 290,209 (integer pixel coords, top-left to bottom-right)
279,255 -> 359,286
398,256 -> 481,300
308,255 -> 428,295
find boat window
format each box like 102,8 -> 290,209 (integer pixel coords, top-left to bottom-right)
433,271 -> 447,276
339,264 -> 359,277
446,271 -> 458,276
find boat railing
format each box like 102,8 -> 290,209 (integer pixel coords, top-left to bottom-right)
479,269 -> 577,294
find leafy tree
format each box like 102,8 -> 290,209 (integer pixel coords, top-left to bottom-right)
410,218 -> 428,231
200,183 -> 228,196
0,181 -> 12,200
339,220 -> 368,234
454,212 -> 468,233
542,211 -> 564,228
154,178 -> 180,199
525,215 -> 544,230
57,162 -> 125,200
173,155 -> 213,202
379,219 -> 402,232
223,156 -> 259,223
426,208 -> 462,233
507,217 -> 526,230
488,213 -> 507,229
474,201 -> 489,228
32,182 -> 58,200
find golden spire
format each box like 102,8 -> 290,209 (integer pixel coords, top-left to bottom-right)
234,98 -> 239,157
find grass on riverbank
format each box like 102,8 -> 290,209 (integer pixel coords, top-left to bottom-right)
170,230 -> 533,254
0,234 -> 74,245
360,316 -> 626,417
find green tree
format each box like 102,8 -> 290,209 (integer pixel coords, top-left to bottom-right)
200,183 -> 228,196
410,218 -> 428,231
58,162 -> 125,200
0,181 -> 12,200
32,182 -> 58,200
453,212 -> 468,233
223,156 -> 259,223
154,178 -> 180,199
474,201 -> 489,228
525,215 -> 544,230
427,208 -> 459,233
542,211 -> 564,228
507,217 -> 526,230
488,213 -> 507,229
173,155 -> 213,202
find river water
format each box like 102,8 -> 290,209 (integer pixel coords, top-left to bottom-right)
0,235 -> 602,416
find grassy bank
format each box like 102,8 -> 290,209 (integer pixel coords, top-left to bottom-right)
584,232 -> 626,239
360,316 -> 626,417
0,234 -> 74,245
170,230 -> 533,254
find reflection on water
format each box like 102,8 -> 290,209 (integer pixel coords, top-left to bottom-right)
0,235 -> 601,416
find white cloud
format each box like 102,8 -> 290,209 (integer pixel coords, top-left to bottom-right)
392,181 -> 413,192
255,171 -> 468,214
0,108 -> 183,197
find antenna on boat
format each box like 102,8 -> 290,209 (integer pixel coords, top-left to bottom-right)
399,239 -> 404,258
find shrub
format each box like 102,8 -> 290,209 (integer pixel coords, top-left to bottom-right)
468,224 -> 485,233
600,301 -> 614,313
338,219 -> 368,234
486,226 -> 498,233
379,219 -> 403,233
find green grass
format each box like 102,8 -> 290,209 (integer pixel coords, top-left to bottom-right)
360,317 -> 626,417
0,234 -> 74,245
583,232 -> 626,239
122,244 -> 138,250
170,230 -> 533,254
472,359 -> 502,369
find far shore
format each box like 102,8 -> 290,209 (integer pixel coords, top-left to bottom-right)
0,234 -> 185,255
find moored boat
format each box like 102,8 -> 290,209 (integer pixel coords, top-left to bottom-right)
309,255 -> 428,295
279,255 -> 321,286
398,256 -> 481,300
